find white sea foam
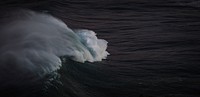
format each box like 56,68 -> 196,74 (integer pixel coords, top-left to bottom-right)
75,30 -> 109,62
0,9 -> 109,85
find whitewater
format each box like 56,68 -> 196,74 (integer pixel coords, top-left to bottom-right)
0,9 -> 109,87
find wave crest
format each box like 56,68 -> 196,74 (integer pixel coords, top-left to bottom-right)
0,9 -> 109,86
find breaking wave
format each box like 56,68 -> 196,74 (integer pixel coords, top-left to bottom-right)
0,9 -> 109,87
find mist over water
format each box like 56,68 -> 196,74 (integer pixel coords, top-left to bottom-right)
0,0 -> 200,97
0,9 -> 108,90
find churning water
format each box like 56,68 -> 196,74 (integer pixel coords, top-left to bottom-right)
0,0 -> 200,97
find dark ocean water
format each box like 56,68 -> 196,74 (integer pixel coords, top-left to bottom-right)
0,0 -> 200,97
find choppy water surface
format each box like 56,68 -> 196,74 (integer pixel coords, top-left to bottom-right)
0,0 -> 200,97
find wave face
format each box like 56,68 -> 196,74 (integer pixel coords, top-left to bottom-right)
0,9 -> 109,87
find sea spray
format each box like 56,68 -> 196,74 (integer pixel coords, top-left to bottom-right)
75,29 -> 109,62
0,9 -> 109,86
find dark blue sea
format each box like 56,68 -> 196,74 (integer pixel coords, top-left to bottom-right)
0,0 -> 200,97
